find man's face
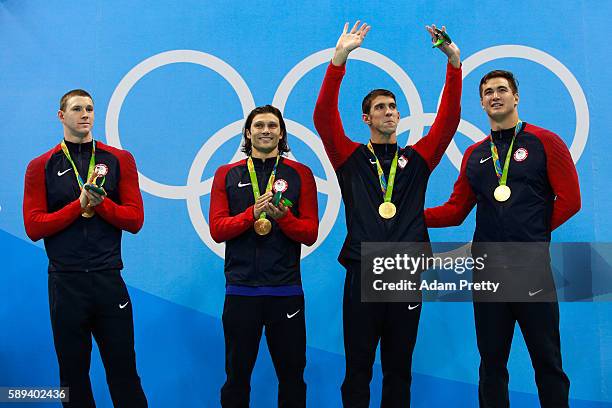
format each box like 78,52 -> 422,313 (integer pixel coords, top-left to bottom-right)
480,77 -> 519,121
247,113 -> 283,155
362,95 -> 400,137
58,96 -> 94,137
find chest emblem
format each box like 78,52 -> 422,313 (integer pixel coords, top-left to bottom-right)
397,155 -> 408,169
273,178 -> 288,193
513,148 -> 528,162
94,163 -> 109,176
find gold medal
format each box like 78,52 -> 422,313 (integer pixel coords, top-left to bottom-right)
494,185 -> 511,202
254,218 -> 272,235
81,206 -> 95,218
378,202 -> 396,219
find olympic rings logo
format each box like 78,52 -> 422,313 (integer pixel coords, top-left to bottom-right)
105,46 -> 589,259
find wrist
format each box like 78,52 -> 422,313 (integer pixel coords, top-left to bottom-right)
332,49 -> 349,66
448,55 -> 461,68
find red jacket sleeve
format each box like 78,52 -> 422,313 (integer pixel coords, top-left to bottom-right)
276,162 -> 319,246
412,63 -> 462,171
424,142 -> 479,227
95,148 -> 144,233
313,62 -> 361,170
531,127 -> 581,230
209,164 -> 255,243
23,150 -> 82,241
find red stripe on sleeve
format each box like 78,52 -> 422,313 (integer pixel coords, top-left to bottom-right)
529,125 -> 581,230
23,146 -> 82,241
313,62 -> 361,170
209,161 -> 255,243
424,140 -> 480,227
275,160 -> 319,246
412,63 -> 462,171
95,143 -> 144,233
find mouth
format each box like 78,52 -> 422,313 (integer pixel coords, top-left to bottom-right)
258,136 -> 274,142
490,103 -> 503,108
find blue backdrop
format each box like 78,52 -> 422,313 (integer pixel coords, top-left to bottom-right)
1,1 -> 610,406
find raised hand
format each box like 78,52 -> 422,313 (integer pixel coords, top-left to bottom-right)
426,24 -> 461,68
332,20 -> 371,66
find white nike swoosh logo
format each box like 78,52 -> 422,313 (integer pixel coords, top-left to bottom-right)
528,289 -> 543,297
369,159 -> 377,165
408,304 -> 420,310
238,182 -> 251,187
119,302 -> 129,309
480,156 -> 492,164
287,309 -> 301,319
57,168 -> 72,176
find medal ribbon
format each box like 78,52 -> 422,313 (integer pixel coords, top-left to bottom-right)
489,120 -> 523,187
60,139 -> 96,189
247,156 -> 280,220
367,142 -> 398,204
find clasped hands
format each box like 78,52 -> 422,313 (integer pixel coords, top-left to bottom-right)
253,191 -> 288,220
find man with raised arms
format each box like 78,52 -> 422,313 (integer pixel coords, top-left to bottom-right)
313,21 -> 461,407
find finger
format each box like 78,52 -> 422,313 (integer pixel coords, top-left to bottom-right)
350,20 -> 360,34
441,25 -> 447,33
358,22 -> 367,34
362,25 -> 371,38
426,27 -> 434,39
342,22 -> 349,35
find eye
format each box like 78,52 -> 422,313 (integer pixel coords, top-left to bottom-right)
254,123 -> 263,129
268,123 -> 278,129
72,106 -> 82,111
389,103 -> 397,110
86,106 -> 94,112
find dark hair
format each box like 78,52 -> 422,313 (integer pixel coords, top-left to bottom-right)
479,70 -> 519,98
241,105 -> 290,156
59,89 -> 93,111
362,89 -> 396,114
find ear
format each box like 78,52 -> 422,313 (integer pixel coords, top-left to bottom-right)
246,129 -> 252,140
480,98 -> 485,110
362,113 -> 371,125
58,110 -> 64,121
514,93 -> 519,107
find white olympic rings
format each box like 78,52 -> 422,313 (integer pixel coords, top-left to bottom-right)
105,46 -> 589,259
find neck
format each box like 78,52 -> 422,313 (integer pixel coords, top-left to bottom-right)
64,131 -> 93,144
490,112 -> 519,131
251,147 -> 278,160
369,130 -> 397,144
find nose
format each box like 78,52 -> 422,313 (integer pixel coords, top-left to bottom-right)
385,107 -> 393,116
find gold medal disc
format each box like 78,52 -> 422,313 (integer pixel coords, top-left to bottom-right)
494,185 -> 511,202
81,208 -> 95,218
378,202 -> 397,219
254,218 -> 272,235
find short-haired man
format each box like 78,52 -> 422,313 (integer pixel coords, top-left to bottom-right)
23,89 -> 148,407
425,70 -> 581,407
210,105 -> 319,407
313,22 -> 462,407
